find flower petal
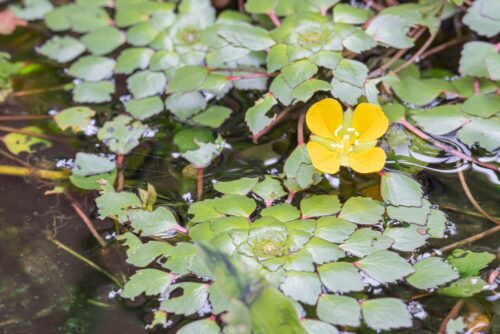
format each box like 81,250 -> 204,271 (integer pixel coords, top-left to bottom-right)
352,103 -> 389,142
348,147 -> 386,174
306,98 -> 343,139
307,141 -> 340,174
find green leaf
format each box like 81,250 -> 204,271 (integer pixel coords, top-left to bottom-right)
115,47 -> 154,75
340,228 -> 393,257
252,176 -> 287,204
166,92 -> 207,121
125,96 -> 164,120
439,277 -> 487,297
126,21 -> 160,46
119,233 -> 172,266
461,95 -> 500,118
333,4 -> 373,24
181,137 -> 225,169
341,29 -> 376,54
38,36 -> 86,63
129,207 -> 179,237
457,117 -> 500,151
150,50 -> 180,71
70,171 -> 116,190
122,269 -> 173,299
361,298 -> 411,331
426,208 -> 447,238
382,103 -> 406,123
386,199 -> 431,225
281,60 -> 318,89
486,53 -> 500,80
161,282 -> 209,316
261,204 -> 300,222
97,115 -> 146,155
173,127 -> 214,153
73,80 -> 115,103
81,26 -> 125,56
366,15 -> 413,49
214,195 -> 256,217
301,320 -> 339,334
304,237 -> 344,264
267,44 -> 289,73
463,0 -> 500,37
96,191 -> 141,222
356,250 -> 414,283
3,126 -> 51,155
330,79 -> 363,105
55,106 -> 95,132
318,262 -> 363,293
284,146 -> 319,191
447,249 -> 495,277
280,271 -> 321,305
127,70 -> 166,98
292,79 -> 331,103
310,51 -> 342,70
411,105 -> 467,135
245,0 -> 279,14
333,59 -> 367,87
387,76 -> 449,106
383,226 -> 427,252
218,22 -> 275,51
71,152 -> 114,176
315,217 -> 356,243
406,257 -> 459,289
177,319 -> 221,334
381,172 -> 423,207
339,197 -> 384,225
168,66 -> 210,93
9,0 -> 53,20
214,177 -> 259,196
300,195 -> 341,218
192,106 -> 232,128
189,199 -> 224,223
68,56 -> 115,81
270,75 -> 294,105
245,94 -> 277,135
446,317 -> 466,334
459,42 -> 497,77
317,295 -> 361,327
251,286 -> 307,334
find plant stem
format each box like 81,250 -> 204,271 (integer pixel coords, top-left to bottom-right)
47,236 -> 122,287
64,191 -> 107,246
10,83 -> 74,97
0,125 -> 67,142
436,224 -> 500,254
286,191 -> 296,204
439,203 -> 492,219
267,10 -> 281,27
297,112 -> 306,146
393,30 -> 439,73
0,147 -> 30,167
457,167 -> 499,225
398,118 -> 499,172
252,107 -> 291,143
420,35 -> 469,59
438,299 -> 464,334
197,167 -> 204,201
0,115 -> 53,121
0,164 -> 69,180
226,73 -> 270,81
115,154 -> 125,192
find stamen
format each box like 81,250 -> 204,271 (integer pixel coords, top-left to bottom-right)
347,127 -> 355,132
354,139 -> 359,145
334,125 -> 343,137
354,131 -> 359,136
342,134 -> 350,141
349,147 -> 353,152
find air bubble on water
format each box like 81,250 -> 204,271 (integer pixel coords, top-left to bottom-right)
171,152 -> 181,158
142,128 -> 157,138
108,289 -> 120,299
84,120 -> 99,136
197,300 -> 212,316
119,95 -> 131,102
182,192 -> 193,204
48,109 -> 58,116
104,232 -> 117,240
56,158 -> 74,169
408,301 -> 427,320
324,174 -> 339,188
264,158 -> 279,166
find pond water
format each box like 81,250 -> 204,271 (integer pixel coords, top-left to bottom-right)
0,13 -> 499,334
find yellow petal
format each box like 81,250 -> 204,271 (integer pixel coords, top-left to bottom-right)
306,98 -> 343,139
307,141 -> 340,174
348,147 -> 386,174
352,103 -> 389,142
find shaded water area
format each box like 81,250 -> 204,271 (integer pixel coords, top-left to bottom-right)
0,12 -> 499,334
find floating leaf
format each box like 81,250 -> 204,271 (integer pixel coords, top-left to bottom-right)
55,106 -> 95,132
129,207 -> 179,237
177,319 -> 221,334
317,295 -> 361,327
447,249 -> 495,277
315,217 -> 356,243
192,106 -> 232,128
383,226 -> 427,252
339,197 -> 384,225
122,269 -> 173,299
456,117 -> 500,152
3,126 -> 51,154
300,195 -> 341,218
161,282 -> 209,316
214,177 -> 259,196
166,92 -> 207,121
386,199 -> 431,225
245,94 -> 277,135
127,70 -> 166,99
340,228 -> 393,257
356,250 -> 414,283
261,204 -> 300,222
97,115 -> 146,155
214,195 -> 256,217
252,176 -> 287,204
68,56 -> 115,81
318,262 -> 363,293
439,277 -> 487,297
96,191 -> 141,222
73,80 -> 115,103
461,95 -> 500,118
301,320 -> 339,334
381,172 -> 423,207
411,105 -> 467,136
115,47 -> 154,75
406,257 -> 459,290
459,42 -> 497,77
361,298 -> 411,331
71,152 -> 114,176
280,271 -> 321,305
38,36 -> 86,63
81,26 -> 125,56
125,96 -> 164,120
366,15 -> 413,49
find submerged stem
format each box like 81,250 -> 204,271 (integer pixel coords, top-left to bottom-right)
115,154 -> 125,192
297,112 -> 306,146
0,164 -> 69,180
47,236 -> 122,287
438,299 -> 464,334
252,107 -> 291,143
436,224 -> 500,254
11,83 -> 74,97
0,115 -> 52,121
197,167 -> 204,201
64,191 -> 107,247
0,125 -> 67,142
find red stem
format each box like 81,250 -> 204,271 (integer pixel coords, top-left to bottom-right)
473,79 -> 481,95
267,10 -> 281,27
398,119 -> 499,172
297,112 -> 306,146
251,107 -> 291,143
116,154 -> 125,192
197,168 -> 204,201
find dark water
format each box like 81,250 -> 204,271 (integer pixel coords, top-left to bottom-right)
0,18 -> 499,334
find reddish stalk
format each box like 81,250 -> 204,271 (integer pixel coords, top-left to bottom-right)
435,224 -> 500,254
238,0 -> 244,12
267,10 -> 281,27
393,31 -> 439,73
115,154 -> 125,192
286,191 -> 296,204
420,36 -> 468,59
297,112 -> 306,146
64,191 -> 107,247
197,168 -> 204,201
473,79 -> 481,95
438,299 -> 464,334
398,118 -> 499,172
251,107 -> 291,143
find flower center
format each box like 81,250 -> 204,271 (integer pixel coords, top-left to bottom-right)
329,125 -> 360,154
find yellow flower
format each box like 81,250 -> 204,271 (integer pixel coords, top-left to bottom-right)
306,98 -> 389,174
